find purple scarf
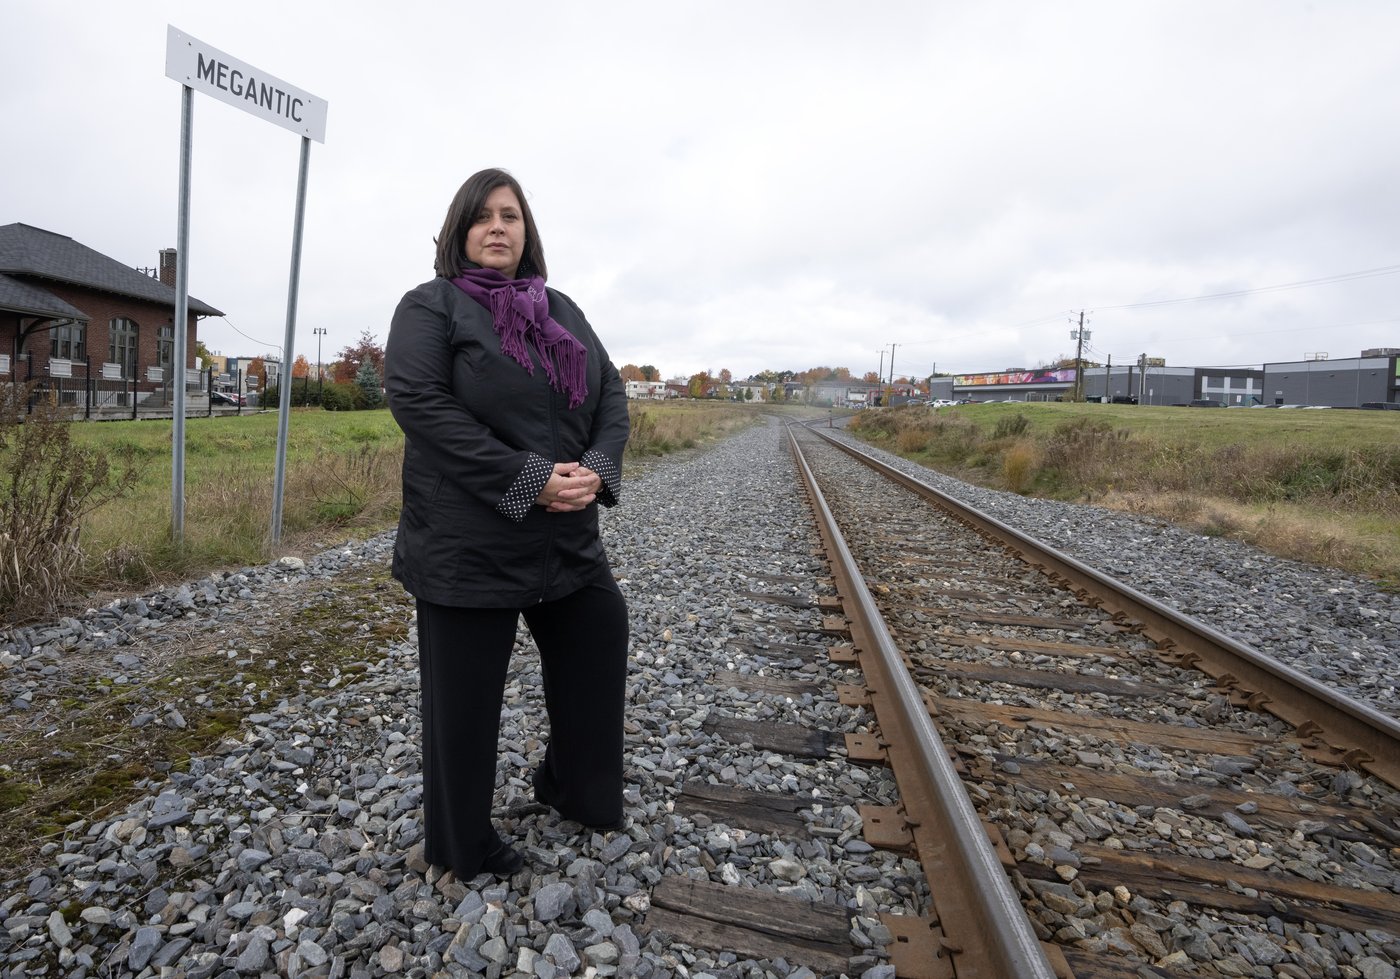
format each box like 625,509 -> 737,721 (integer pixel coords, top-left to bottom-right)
449,267 -> 589,409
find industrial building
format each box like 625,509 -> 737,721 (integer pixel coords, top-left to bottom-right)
926,350 -> 1398,408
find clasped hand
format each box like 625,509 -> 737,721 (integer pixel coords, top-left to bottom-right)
534,462 -> 601,512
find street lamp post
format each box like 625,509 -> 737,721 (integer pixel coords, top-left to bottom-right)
313,327 -> 327,405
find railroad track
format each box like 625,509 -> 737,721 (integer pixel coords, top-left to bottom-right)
780,422 -> 1400,979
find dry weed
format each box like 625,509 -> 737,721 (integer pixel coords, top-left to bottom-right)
1002,440 -> 1041,493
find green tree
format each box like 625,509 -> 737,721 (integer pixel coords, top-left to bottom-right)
356,359 -> 384,409
639,364 -> 660,381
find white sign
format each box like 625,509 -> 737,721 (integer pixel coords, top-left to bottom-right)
165,26 -> 327,142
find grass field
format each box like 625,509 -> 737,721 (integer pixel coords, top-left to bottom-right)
43,399 -> 798,606
848,402 -> 1400,586
946,400 -> 1400,452
69,409 -> 406,588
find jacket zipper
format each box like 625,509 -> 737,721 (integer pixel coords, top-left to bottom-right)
538,373 -> 560,603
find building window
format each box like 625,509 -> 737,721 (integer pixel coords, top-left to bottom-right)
50,319 -> 86,360
158,324 -> 174,372
109,317 -> 138,377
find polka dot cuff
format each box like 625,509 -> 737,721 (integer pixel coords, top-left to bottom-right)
582,449 -> 621,507
497,452 -> 555,523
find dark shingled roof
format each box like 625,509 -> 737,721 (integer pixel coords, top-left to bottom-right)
0,272 -> 88,319
0,222 -> 224,317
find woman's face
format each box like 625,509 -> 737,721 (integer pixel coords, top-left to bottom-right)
465,185 -> 526,279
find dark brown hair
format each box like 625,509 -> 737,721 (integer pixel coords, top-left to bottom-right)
433,168 -> 547,280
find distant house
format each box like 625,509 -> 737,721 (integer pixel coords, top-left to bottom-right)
0,223 -> 223,402
625,379 -> 668,399
811,380 -> 882,406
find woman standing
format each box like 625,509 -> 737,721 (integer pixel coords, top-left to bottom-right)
385,168 -> 630,878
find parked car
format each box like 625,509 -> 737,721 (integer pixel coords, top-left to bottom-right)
210,391 -> 245,406
1360,401 -> 1400,411
1188,399 -> 1224,408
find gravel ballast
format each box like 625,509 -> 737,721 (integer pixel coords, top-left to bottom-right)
0,416 -> 1395,977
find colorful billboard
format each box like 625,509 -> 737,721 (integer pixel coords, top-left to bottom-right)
954,368 -> 1076,386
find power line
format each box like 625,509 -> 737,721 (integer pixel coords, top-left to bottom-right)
1093,264 -> 1400,312
212,315 -> 283,357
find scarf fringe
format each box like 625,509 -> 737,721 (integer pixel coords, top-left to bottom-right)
490,287 -> 535,375
453,270 -> 589,409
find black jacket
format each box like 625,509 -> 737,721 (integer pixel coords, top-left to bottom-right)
385,275 -> 628,607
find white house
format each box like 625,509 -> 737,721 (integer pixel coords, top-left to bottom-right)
625,380 -> 669,399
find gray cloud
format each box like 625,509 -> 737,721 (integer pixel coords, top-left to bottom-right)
4,0 -> 1396,384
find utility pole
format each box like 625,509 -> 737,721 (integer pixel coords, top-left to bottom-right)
313,327 -> 327,405
1138,352 -> 1148,404
1069,311 -> 1089,401
1104,355 -> 1111,402
878,349 -> 885,385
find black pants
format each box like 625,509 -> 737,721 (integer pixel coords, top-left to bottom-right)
415,576 -> 629,877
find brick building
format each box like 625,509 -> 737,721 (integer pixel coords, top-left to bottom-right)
0,223 -> 223,404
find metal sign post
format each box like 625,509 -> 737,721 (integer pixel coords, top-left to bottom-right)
164,26 -> 327,546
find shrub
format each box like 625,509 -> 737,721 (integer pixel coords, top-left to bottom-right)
320,382 -> 363,412
626,408 -> 664,456
992,413 -> 1030,439
846,409 -> 901,439
1002,439 -> 1041,493
0,384 -> 143,621
896,424 -> 932,454
294,444 -> 400,527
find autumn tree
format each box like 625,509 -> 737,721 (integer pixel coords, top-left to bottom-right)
246,356 -> 266,387
832,367 -> 851,380
639,364 -> 660,381
862,371 -> 880,383
718,368 -> 732,384
619,364 -> 645,383
686,371 -> 711,399
334,330 -> 386,383
291,354 -> 311,378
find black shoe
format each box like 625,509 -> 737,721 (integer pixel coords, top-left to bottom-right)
481,843 -> 524,876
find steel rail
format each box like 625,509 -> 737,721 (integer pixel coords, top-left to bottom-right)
787,425 -> 1058,979
810,425 -> 1400,790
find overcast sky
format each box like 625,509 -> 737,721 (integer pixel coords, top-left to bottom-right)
5,1 -> 1397,383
